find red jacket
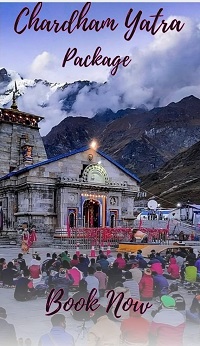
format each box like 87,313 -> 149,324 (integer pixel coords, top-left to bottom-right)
29,265 -> 41,279
139,274 -> 153,299
114,257 -> 126,269
151,262 -> 163,275
167,258 -> 180,279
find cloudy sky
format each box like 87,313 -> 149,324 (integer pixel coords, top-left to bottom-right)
1,2 -> 200,135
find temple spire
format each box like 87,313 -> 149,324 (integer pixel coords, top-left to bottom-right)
11,82 -> 18,110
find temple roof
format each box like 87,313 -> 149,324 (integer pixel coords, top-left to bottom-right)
0,146 -> 141,183
0,107 -> 44,128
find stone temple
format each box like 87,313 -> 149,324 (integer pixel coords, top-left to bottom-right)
0,95 -> 140,235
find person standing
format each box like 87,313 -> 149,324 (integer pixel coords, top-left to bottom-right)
38,314 -> 74,346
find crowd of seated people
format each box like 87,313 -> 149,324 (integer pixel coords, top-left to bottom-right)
1,247 -> 200,345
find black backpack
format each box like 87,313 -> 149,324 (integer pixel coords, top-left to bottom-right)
170,293 -> 186,311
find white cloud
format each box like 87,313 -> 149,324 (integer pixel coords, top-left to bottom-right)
3,16 -> 200,136
29,51 -> 61,82
71,16 -> 200,114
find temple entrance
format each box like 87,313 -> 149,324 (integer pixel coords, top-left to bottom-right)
69,212 -> 75,228
83,199 -> 100,227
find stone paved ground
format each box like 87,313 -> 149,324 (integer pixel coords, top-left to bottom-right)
0,246 -> 200,346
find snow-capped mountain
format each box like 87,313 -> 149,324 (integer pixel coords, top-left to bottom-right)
0,68 -> 100,130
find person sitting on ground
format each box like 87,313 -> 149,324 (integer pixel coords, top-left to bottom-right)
45,253 -> 58,275
150,295 -> 185,346
126,254 -> 136,265
38,314 -> 74,346
148,254 -> 160,265
34,272 -> 49,297
114,253 -> 126,269
186,290 -> 200,324
2,261 -> 18,287
195,254 -> 200,279
90,258 -> 101,271
106,254 -> 116,265
29,256 -> 41,279
152,271 -> 169,297
186,248 -> 196,263
52,268 -> 74,300
85,267 -> 100,299
139,268 -> 154,301
94,266 -> 108,297
121,300 -> 150,345
155,253 -> 166,269
71,279 -> 90,321
76,256 -> 89,277
0,258 -> 6,282
175,253 -> 185,271
88,305 -> 121,346
12,259 -> 22,277
107,262 -> 123,290
60,250 -> 71,263
0,307 -> 18,346
164,257 -> 180,280
129,260 -> 142,283
68,265 -> 83,289
17,253 -> 27,271
184,260 -> 197,283
62,260 -> 71,270
14,268 -> 37,301
96,250 -> 103,261
70,254 -> 79,267
123,271 -> 140,299
149,255 -> 163,275
97,254 -> 109,273
136,250 -> 144,260
41,253 -> 51,274
109,281 -> 131,321
138,256 -> 148,269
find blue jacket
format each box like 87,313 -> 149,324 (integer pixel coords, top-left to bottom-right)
52,274 -> 74,300
153,274 -> 169,295
38,327 -> 74,346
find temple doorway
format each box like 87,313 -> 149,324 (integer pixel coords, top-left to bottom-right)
83,199 -> 100,227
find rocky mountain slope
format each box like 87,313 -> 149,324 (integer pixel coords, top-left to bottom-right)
141,140 -> 200,206
43,95 -> 200,175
